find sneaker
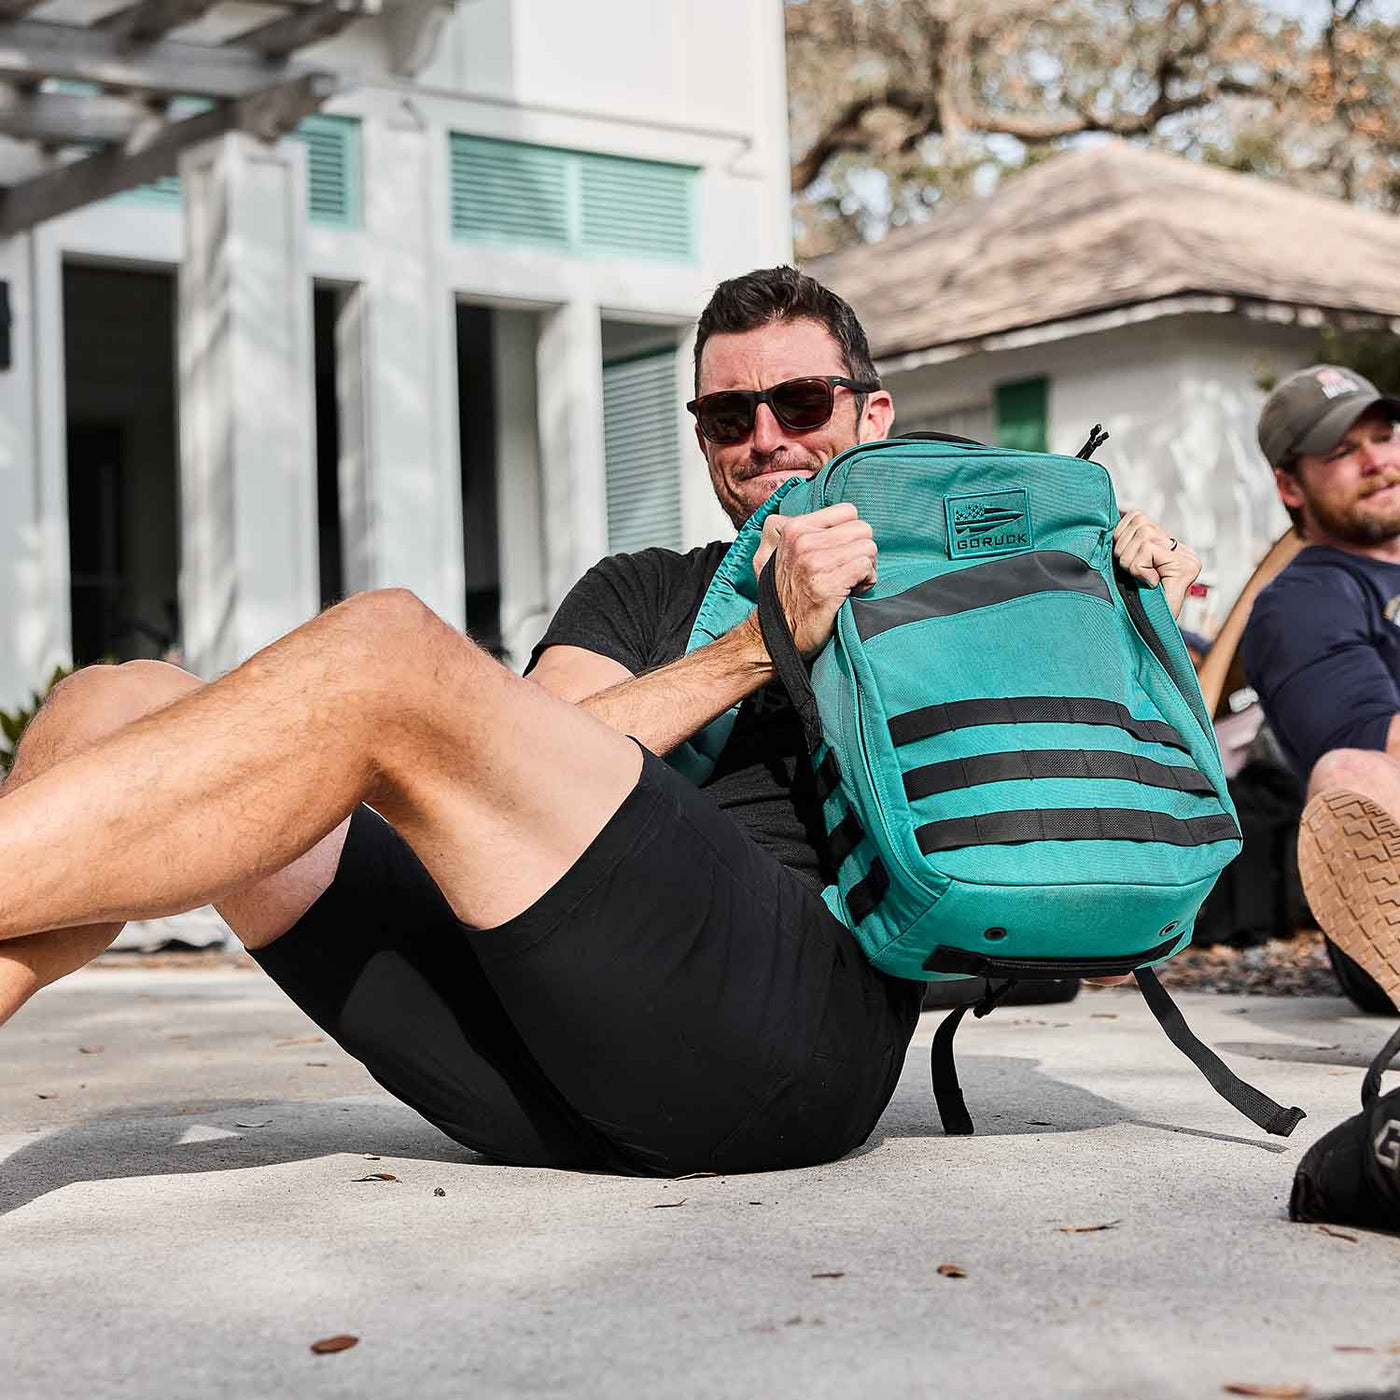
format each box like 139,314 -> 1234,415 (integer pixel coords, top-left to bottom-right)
1290,1023 -> 1400,1231
1297,790 -> 1400,1015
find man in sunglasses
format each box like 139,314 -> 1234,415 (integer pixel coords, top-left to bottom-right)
1,267 -> 1196,1179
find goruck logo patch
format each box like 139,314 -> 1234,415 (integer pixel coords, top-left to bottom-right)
945,488 -> 1033,559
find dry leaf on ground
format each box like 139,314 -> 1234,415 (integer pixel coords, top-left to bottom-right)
937,1264 -> 967,1278
234,1119 -> 271,1129
1058,1220 -> 1121,1234
811,1271 -> 845,1279
651,1199 -> 687,1209
1333,1345 -> 1374,1353
1315,1224 -> 1358,1242
310,1335 -> 359,1355
1222,1384 -> 1308,1398
353,1172 -> 398,1182
77,1046 -> 103,1054
277,1035 -> 324,1047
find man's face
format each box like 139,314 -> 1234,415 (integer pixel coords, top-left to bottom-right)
1280,410 -> 1400,546
693,317 -> 893,528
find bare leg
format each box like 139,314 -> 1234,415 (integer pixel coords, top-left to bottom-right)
0,660 -> 349,1023
0,589 -> 641,943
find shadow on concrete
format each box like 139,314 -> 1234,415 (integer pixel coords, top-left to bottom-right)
870,1052 -> 1131,1143
0,1095 -> 487,1219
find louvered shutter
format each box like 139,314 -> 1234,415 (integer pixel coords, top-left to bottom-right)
450,135 -> 696,262
603,350 -> 684,555
297,114 -> 360,229
577,155 -> 694,261
449,135 -> 572,250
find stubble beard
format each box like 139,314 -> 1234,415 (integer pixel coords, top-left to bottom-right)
1309,476 -> 1400,546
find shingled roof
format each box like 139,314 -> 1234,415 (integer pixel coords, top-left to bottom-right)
807,140 -> 1400,367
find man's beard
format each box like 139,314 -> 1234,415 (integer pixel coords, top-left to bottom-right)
1308,476 -> 1400,546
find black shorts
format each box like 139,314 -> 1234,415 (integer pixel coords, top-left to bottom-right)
251,746 -> 922,1177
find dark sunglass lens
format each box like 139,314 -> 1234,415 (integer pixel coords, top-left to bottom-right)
771,378 -> 835,430
699,393 -> 754,444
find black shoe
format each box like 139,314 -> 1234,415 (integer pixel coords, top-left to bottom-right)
1290,1023 -> 1400,1232
922,977 -> 1080,1011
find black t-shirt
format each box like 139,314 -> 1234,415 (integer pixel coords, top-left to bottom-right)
526,544 -> 830,890
1242,545 -> 1400,777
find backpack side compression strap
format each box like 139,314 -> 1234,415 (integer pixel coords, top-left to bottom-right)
1134,969 -> 1306,1137
757,556 -> 823,754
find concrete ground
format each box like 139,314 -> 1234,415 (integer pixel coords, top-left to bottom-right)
3,965 -> 1398,1400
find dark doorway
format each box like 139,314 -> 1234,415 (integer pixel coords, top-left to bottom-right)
456,302 -> 503,655
313,285 -> 345,610
63,264 -> 179,666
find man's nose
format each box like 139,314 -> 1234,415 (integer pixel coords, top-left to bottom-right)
751,402 -> 785,453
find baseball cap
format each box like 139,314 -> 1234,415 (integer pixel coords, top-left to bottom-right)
1257,364 -> 1400,470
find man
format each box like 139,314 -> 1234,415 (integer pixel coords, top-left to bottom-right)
1244,364 -> 1400,1014
0,267 -> 1197,1174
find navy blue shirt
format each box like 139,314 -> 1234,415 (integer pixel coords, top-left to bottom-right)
1242,545 -> 1400,777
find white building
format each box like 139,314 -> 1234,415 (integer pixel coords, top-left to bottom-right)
811,140 -> 1400,635
0,0 -> 792,710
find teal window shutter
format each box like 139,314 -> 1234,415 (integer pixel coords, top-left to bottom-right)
994,377 -> 1049,452
450,134 -> 696,262
450,135 -> 572,250
577,154 -> 695,260
603,349 -> 684,554
297,114 -> 361,229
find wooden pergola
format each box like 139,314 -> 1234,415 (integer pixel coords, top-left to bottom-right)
0,0 -> 385,237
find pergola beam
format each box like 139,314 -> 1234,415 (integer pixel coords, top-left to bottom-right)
0,82 -> 152,146
0,19 -> 314,100
238,0 -> 379,61
98,0 -> 226,45
0,69 -> 335,235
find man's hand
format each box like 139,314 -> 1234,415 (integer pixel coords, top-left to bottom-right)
1113,510 -> 1200,620
750,503 -> 878,657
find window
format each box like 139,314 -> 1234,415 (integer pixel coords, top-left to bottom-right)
603,349 -> 684,554
450,135 -> 696,263
994,377 -> 1049,453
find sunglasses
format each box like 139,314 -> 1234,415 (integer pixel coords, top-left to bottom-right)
686,375 -> 880,445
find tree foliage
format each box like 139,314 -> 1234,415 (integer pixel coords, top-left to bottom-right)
787,0 -> 1400,257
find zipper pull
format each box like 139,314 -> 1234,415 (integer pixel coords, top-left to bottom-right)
1076,424 -> 1110,459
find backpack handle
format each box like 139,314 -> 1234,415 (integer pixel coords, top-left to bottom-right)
756,556 -> 824,754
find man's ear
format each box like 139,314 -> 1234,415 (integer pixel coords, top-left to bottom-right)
862,389 -> 895,442
1274,463 -> 1305,511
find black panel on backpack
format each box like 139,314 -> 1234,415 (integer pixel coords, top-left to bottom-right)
916,808 -> 1239,852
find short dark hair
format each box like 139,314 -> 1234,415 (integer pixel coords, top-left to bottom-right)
693,265 -> 880,396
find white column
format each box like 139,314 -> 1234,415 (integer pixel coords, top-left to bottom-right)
492,309 -> 548,670
177,132 -> 319,679
351,111 -> 465,626
0,229 -> 70,710
537,298 -> 607,609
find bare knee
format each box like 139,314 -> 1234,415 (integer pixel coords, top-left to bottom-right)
9,659 -> 203,783
1307,747 -> 1400,803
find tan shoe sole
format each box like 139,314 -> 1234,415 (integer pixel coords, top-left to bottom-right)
1298,789 -> 1400,1004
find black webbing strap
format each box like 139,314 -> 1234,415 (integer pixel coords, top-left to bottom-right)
845,857 -> 889,924
917,808 -> 1239,853
903,748 -> 1216,800
1075,423 -> 1110,459
814,749 -> 843,802
889,696 -> 1190,754
1362,1021 -> 1400,1108
827,809 -> 865,868
1134,968 -> 1306,1137
930,979 -> 1017,1136
757,557 -> 823,754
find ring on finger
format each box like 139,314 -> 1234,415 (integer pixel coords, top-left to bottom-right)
1168,537 -> 1179,551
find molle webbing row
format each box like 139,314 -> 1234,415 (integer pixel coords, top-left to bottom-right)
916,808 -> 1240,854
889,696 -> 1190,754
822,800 -> 890,925
903,748 -> 1217,800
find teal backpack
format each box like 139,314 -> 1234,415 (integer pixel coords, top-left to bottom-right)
673,432 -> 1305,1138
